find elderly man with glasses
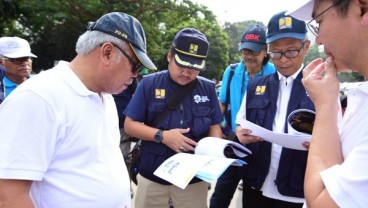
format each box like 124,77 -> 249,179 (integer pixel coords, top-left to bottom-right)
0,12 -> 156,208
235,11 -> 315,208
0,36 -> 37,98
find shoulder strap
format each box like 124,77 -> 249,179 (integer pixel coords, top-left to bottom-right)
225,64 -> 238,105
152,78 -> 199,127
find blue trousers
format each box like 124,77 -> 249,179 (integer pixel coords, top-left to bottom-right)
209,165 -> 242,208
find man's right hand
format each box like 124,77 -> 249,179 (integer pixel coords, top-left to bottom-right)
162,128 -> 197,153
235,125 -> 263,144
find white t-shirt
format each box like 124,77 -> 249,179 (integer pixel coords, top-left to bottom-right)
0,61 -> 131,208
320,81 -> 368,208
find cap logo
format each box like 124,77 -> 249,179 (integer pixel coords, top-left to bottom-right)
174,54 -> 205,70
255,85 -> 266,95
279,17 -> 293,30
155,89 -> 165,99
245,34 -> 260,42
189,44 -> 198,55
114,29 -> 128,39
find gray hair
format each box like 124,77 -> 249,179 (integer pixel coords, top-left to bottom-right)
75,30 -> 128,55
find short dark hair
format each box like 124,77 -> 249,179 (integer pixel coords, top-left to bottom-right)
317,0 -> 350,16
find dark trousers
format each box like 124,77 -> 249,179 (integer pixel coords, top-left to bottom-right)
209,166 -> 241,208
242,183 -> 303,208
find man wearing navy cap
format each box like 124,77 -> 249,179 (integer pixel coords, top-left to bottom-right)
124,28 -> 223,208
235,11 -> 314,208
0,12 -> 155,208
210,24 -> 275,208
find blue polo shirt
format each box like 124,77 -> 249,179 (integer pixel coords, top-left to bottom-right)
124,70 -> 223,184
219,61 -> 275,131
0,66 -> 4,104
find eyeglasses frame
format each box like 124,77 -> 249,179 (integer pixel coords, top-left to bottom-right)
307,1 -> 341,36
268,42 -> 306,60
107,42 -> 143,73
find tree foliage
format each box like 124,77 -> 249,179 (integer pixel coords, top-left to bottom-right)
0,0 -> 229,80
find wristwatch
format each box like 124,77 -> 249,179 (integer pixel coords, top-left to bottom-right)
154,129 -> 163,143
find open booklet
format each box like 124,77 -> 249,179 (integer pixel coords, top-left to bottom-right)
238,109 -> 315,151
153,137 -> 251,189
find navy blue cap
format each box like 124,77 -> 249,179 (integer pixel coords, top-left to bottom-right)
172,28 -> 209,71
239,25 -> 267,52
266,11 -> 307,44
87,12 -> 157,70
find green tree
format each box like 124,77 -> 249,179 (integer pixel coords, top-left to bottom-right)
304,44 -> 326,65
0,0 -> 229,80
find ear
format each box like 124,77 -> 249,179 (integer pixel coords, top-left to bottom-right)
100,43 -> 114,65
304,40 -> 311,51
359,0 -> 368,25
167,50 -> 173,63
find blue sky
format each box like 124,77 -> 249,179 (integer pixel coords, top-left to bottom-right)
191,0 -> 308,25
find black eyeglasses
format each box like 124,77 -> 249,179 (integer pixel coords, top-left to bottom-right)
110,43 -> 143,73
241,49 -> 262,56
268,43 -> 305,60
307,2 -> 341,36
3,57 -> 33,65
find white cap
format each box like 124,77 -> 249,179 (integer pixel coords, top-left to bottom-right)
0,37 -> 37,58
286,0 -> 314,21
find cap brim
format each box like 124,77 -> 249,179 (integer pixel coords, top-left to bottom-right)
4,52 -> 37,58
286,0 -> 314,21
174,53 -> 206,71
266,33 -> 307,43
239,42 -> 266,52
129,44 -> 157,71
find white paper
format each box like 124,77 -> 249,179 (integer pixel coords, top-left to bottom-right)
154,137 -> 251,189
239,118 -> 311,151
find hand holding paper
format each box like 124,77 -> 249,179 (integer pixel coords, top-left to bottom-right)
153,137 -> 251,189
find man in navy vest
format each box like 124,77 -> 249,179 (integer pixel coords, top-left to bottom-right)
124,28 -> 223,208
235,11 -> 314,208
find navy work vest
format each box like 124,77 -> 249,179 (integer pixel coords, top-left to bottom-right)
242,72 -> 314,198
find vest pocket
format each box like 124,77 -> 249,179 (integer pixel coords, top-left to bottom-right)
247,98 -> 270,126
191,106 -> 212,138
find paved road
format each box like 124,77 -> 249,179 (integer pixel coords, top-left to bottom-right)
131,180 -> 242,208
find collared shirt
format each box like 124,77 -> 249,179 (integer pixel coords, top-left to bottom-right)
261,66 -> 305,203
320,81 -> 368,207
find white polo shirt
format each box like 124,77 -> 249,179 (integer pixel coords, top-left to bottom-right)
0,61 -> 131,208
320,81 -> 368,207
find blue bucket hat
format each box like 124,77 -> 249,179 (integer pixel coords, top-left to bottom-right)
266,11 -> 307,44
87,12 -> 157,70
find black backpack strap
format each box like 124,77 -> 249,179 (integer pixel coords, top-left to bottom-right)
152,78 -> 199,127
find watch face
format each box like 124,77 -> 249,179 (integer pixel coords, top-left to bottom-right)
155,130 -> 163,143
